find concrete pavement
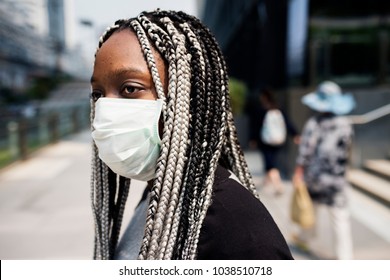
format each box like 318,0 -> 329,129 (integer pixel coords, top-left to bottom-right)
0,130 -> 389,260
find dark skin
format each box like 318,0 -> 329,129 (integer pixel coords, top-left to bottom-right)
91,29 -> 168,186
91,29 -> 168,101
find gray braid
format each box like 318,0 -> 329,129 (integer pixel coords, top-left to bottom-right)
156,17 -> 191,259
132,15 -> 192,259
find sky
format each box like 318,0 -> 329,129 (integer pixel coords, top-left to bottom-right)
70,0 -> 200,64
73,0 -> 199,28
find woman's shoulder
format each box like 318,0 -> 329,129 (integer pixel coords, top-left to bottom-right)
211,167 -> 270,219
196,166 -> 293,260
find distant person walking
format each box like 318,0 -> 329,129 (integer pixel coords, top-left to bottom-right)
253,88 -> 299,195
293,81 -> 356,259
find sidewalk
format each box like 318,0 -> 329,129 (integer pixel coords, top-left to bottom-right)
0,130 -> 389,259
0,130 -> 149,260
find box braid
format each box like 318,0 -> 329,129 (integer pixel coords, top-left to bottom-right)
90,10 -> 258,260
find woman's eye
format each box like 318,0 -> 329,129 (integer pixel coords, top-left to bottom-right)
121,85 -> 141,97
91,91 -> 103,101
123,86 -> 137,94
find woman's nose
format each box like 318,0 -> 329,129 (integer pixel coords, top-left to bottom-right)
105,92 -> 119,98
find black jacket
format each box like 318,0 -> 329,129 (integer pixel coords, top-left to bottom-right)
197,166 -> 293,259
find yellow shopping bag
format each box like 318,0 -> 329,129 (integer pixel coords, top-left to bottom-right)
290,181 -> 315,229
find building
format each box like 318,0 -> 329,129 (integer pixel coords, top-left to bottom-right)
0,0 -> 89,94
200,0 -> 390,174
201,0 -> 389,91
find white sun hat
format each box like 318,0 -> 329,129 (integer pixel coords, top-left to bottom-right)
302,81 -> 356,115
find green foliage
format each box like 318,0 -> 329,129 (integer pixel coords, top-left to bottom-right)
228,77 -> 247,116
0,149 -> 12,169
27,76 -> 60,100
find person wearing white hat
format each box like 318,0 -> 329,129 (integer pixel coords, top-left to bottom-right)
292,81 -> 355,259
301,81 -> 355,115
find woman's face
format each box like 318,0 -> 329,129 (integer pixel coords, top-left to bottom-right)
91,29 -> 167,101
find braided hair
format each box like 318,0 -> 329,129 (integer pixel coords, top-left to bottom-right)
90,10 -> 258,260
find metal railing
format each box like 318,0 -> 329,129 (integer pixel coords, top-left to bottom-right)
347,103 -> 390,124
0,102 -> 90,168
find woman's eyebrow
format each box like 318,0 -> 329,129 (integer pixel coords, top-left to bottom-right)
113,67 -> 146,78
90,67 -> 147,84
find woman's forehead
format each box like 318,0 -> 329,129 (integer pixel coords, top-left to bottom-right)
95,30 -> 143,66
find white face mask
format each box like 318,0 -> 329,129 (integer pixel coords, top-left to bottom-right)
91,98 -> 163,181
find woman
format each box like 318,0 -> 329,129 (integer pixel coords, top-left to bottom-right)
256,88 -> 299,195
90,10 -> 293,260
293,81 -> 355,259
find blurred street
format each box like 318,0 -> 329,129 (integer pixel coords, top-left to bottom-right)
0,129 -> 389,260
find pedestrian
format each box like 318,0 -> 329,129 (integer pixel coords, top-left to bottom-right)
254,87 -> 299,195
90,10 -> 293,260
292,81 -> 355,259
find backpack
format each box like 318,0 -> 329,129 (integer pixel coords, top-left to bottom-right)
260,109 -> 287,145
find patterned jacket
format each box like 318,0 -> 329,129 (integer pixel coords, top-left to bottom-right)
296,113 -> 353,207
